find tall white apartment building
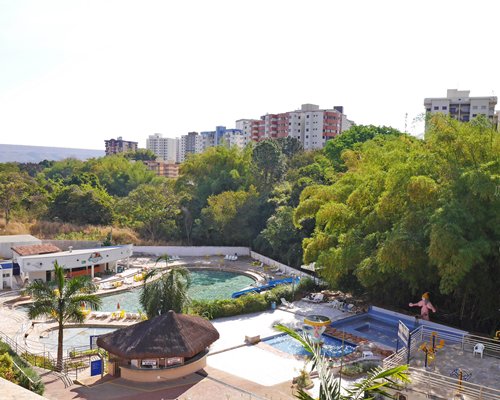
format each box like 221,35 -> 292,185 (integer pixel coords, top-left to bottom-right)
146,133 -> 178,162
238,104 -> 351,150
424,89 -> 497,125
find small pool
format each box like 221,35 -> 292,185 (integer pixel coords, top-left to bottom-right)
264,333 -> 356,358
99,269 -> 255,312
38,327 -> 115,352
331,306 -> 468,349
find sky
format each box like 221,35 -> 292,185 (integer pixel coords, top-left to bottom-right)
1,0 -> 499,150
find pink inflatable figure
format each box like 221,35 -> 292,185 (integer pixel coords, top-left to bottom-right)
409,292 -> 436,321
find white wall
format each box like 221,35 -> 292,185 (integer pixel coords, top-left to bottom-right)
250,251 -> 312,279
133,246 -> 250,257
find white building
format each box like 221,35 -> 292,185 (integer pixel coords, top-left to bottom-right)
237,104 -> 350,150
0,235 -> 41,259
15,245 -> 134,283
146,133 -> 178,162
424,89 -> 497,125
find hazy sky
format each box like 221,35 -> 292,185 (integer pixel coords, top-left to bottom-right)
1,0 -> 499,150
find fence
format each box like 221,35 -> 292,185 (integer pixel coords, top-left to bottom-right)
0,329 -> 94,383
249,251 -> 311,279
383,325 -> 500,399
134,246 -> 251,257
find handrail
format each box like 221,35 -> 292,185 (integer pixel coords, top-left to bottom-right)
383,324 -> 500,399
11,358 -> 41,390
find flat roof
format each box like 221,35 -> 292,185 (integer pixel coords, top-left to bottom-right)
0,235 -> 41,243
17,246 -> 125,260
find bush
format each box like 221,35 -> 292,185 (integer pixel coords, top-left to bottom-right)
342,361 -> 379,377
189,285 -> 296,319
0,341 -> 45,395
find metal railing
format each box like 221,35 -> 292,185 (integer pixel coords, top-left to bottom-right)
383,325 -> 500,399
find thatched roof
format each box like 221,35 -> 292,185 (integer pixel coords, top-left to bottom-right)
12,244 -> 61,256
96,311 -> 219,359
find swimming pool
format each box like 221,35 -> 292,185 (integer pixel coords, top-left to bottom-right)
38,327 -> 115,353
331,306 -> 467,349
264,333 -> 356,358
99,269 -> 255,312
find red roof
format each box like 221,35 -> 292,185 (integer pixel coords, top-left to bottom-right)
11,244 -> 62,256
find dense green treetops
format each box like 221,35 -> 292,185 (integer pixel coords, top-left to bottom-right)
2,118 -> 499,332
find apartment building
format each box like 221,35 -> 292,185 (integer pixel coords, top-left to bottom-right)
238,104 -> 353,150
424,89 -> 497,125
143,160 -> 179,178
200,126 -> 247,149
146,133 -> 178,162
177,132 -> 204,163
104,137 -> 138,155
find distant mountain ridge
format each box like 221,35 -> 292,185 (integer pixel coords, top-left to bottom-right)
0,144 -> 104,163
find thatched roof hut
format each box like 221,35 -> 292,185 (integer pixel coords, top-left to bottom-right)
97,310 -> 219,360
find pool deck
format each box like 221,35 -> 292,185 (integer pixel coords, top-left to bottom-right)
3,255 -> 499,399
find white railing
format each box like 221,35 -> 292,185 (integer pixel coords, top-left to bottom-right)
408,367 -> 500,400
249,251 -> 312,279
383,325 -> 500,399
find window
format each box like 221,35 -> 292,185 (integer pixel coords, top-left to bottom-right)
481,105 -> 487,109
306,115 -> 310,118
472,105 -> 478,110
442,106 -> 447,110
433,106 -> 439,110
306,129 -> 309,132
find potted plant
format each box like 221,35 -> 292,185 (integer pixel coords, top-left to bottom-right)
294,367 -> 314,390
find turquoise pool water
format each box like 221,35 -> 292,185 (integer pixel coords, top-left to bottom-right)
99,269 -> 255,312
264,333 -> 356,358
38,327 -> 115,352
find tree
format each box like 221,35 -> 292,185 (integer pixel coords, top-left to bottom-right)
0,172 -> 29,225
196,186 -> 261,245
24,261 -> 102,371
84,155 -> 156,197
123,149 -> 157,161
48,184 -> 114,225
275,324 -> 410,400
324,125 -> 402,171
139,257 -> 191,318
116,180 -> 181,243
252,140 -> 286,188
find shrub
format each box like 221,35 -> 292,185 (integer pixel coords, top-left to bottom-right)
342,361 -> 379,377
0,341 -> 45,395
189,285 -> 297,319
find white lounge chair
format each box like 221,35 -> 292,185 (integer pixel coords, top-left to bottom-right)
346,303 -> 355,312
280,298 -> 294,309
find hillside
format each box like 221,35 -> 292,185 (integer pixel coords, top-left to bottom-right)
0,144 -> 104,163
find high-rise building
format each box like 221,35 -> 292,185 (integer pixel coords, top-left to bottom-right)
104,137 -> 138,155
200,126 -> 246,150
178,132 -> 204,163
424,89 -> 497,126
146,133 -> 177,162
237,104 -> 352,150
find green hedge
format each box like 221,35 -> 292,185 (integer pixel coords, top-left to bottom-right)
0,341 -> 45,395
188,277 -> 326,320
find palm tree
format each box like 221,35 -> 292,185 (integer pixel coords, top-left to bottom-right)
24,261 -> 102,371
275,324 -> 410,400
140,255 -> 191,318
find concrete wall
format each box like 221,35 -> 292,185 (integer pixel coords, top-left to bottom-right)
133,246 -> 250,257
0,238 -> 42,259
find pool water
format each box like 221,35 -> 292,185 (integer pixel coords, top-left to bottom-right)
99,269 -> 254,312
265,333 -> 356,358
38,327 -> 115,352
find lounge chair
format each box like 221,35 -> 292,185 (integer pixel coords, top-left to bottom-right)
302,293 -> 324,303
280,298 -> 294,309
346,303 -> 355,312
